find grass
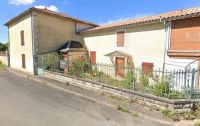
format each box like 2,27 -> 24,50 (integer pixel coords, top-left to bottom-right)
117,105 -> 139,117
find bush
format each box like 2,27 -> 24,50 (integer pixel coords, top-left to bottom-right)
68,61 -> 92,77
123,71 -> 137,89
139,75 -> 149,90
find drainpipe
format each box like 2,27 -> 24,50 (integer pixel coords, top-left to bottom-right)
162,20 -> 172,76
7,28 -> 10,67
31,12 -> 36,74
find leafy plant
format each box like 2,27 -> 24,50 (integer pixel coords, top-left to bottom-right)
68,61 -> 92,77
139,74 -> 149,90
161,108 -> 176,118
123,71 -> 137,89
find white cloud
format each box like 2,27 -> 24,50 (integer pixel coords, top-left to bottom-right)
35,5 -> 59,12
10,0 -> 36,5
100,13 -> 153,25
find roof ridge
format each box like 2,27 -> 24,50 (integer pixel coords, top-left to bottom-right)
5,7 -> 98,26
82,7 -> 200,33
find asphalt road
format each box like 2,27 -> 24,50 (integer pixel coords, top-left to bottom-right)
0,71 -> 171,126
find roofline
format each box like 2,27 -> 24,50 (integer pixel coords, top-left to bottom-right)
81,7 -> 200,34
5,7 -> 98,27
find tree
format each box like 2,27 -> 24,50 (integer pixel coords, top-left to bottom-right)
0,43 -> 8,51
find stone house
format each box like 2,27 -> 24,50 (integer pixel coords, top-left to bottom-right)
5,7 -> 97,74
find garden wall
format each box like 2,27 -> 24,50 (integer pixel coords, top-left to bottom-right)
43,70 -> 194,112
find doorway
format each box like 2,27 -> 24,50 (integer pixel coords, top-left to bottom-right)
116,57 -> 125,77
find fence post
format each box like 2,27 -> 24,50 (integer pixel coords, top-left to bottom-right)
184,69 -> 187,91
190,68 -> 195,99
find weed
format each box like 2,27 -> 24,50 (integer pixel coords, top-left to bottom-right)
161,108 -> 176,118
117,105 -> 139,117
195,121 -> 200,126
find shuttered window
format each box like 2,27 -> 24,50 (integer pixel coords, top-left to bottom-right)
20,30 -> 24,46
90,51 -> 96,65
117,31 -> 125,47
142,62 -> 154,76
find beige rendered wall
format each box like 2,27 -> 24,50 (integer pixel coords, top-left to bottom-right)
8,15 -> 34,73
34,13 -> 93,54
0,55 -> 8,65
83,23 -> 166,69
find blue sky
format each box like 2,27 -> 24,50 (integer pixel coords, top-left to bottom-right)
1,0 -> 200,43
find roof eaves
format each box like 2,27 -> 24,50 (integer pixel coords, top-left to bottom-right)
5,7 -> 98,27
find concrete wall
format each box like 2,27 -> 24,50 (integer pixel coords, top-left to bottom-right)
8,14 -> 34,74
83,23 -> 166,69
34,12 -> 93,54
0,54 -> 8,65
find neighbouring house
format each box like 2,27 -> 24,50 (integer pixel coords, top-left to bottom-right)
82,7 -> 200,76
5,7 -> 97,74
5,7 -> 200,76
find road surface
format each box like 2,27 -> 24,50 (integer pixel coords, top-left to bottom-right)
0,71 -> 171,126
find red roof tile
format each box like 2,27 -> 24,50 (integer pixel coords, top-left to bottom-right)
82,7 -> 200,33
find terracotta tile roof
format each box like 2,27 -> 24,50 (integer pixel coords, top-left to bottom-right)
82,7 -> 200,33
5,7 -> 98,26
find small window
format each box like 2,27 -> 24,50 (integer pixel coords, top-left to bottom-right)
21,54 -> 26,69
117,31 -> 125,47
20,30 -> 24,46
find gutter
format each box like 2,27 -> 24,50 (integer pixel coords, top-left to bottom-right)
162,19 -> 172,74
7,28 -> 10,67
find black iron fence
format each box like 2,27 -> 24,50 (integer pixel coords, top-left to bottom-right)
37,54 -> 200,99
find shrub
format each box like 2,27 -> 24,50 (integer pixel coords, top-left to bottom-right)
68,61 -> 92,77
161,108 -> 176,118
123,71 -> 137,89
139,75 -> 149,90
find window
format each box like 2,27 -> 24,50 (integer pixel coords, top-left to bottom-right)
142,62 -> 154,76
117,31 -> 125,47
90,51 -> 96,65
20,30 -> 24,46
21,54 -> 26,69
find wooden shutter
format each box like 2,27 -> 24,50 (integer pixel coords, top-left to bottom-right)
142,62 -> 154,76
21,30 -> 24,46
117,31 -> 125,47
90,51 -> 96,65
22,54 -> 26,69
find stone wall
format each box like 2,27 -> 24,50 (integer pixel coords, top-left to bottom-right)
43,70 -> 194,112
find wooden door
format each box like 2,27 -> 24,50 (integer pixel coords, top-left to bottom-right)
22,54 -> 26,69
116,57 -> 125,77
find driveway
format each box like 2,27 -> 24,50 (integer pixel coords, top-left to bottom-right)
0,71 -> 171,126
